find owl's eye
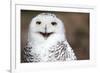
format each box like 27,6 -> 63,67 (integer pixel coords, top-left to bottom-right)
51,22 -> 57,26
36,21 -> 41,25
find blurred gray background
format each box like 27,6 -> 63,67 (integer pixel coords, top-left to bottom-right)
21,10 -> 89,62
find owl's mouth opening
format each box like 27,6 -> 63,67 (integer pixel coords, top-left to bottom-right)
39,32 -> 54,39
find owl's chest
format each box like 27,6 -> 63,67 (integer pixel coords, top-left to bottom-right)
32,41 -> 67,62
48,42 -> 67,61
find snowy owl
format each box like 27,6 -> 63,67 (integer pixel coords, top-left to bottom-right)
23,13 -> 77,62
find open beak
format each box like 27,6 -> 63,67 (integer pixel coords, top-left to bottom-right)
39,32 -> 54,39
39,26 -> 54,39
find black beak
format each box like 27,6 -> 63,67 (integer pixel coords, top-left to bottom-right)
39,32 -> 54,39
38,26 -> 54,39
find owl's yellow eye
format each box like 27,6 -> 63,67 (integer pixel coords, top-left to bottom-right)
36,21 -> 41,25
51,22 -> 57,26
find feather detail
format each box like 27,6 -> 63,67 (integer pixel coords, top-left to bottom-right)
48,41 -> 77,61
23,42 -> 41,62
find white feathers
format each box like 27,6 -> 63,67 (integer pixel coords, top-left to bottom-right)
23,13 -> 77,62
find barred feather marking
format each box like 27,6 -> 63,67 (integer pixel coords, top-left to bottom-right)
23,42 -> 41,62
48,41 -> 76,61
23,40 -> 76,62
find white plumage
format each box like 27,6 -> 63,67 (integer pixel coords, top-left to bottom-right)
23,13 -> 77,62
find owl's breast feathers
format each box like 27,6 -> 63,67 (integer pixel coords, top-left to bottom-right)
23,42 -> 41,62
23,41 -> 77,62
48,41 -> 77,61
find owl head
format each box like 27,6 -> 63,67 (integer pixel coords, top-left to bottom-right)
28,13 -> 65,42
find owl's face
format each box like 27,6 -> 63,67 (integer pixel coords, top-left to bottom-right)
29,13 -> 65,39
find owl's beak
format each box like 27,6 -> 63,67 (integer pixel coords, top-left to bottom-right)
39,32 -> 54,39
38,26 -> 54,39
